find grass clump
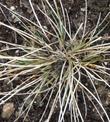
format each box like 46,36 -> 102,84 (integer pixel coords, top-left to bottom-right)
0,0 -> 110,121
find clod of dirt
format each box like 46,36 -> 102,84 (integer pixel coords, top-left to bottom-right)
1,102 -> 15,119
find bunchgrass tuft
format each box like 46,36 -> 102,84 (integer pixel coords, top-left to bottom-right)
0,0 -> 110,121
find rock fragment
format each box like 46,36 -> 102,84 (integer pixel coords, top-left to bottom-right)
1,102 -> 15,119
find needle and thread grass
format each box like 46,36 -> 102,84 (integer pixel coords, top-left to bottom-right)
0,0 -> 110,121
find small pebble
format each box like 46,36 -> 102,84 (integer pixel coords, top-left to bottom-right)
1,102 -> 15,119
10,6 -> 16,11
